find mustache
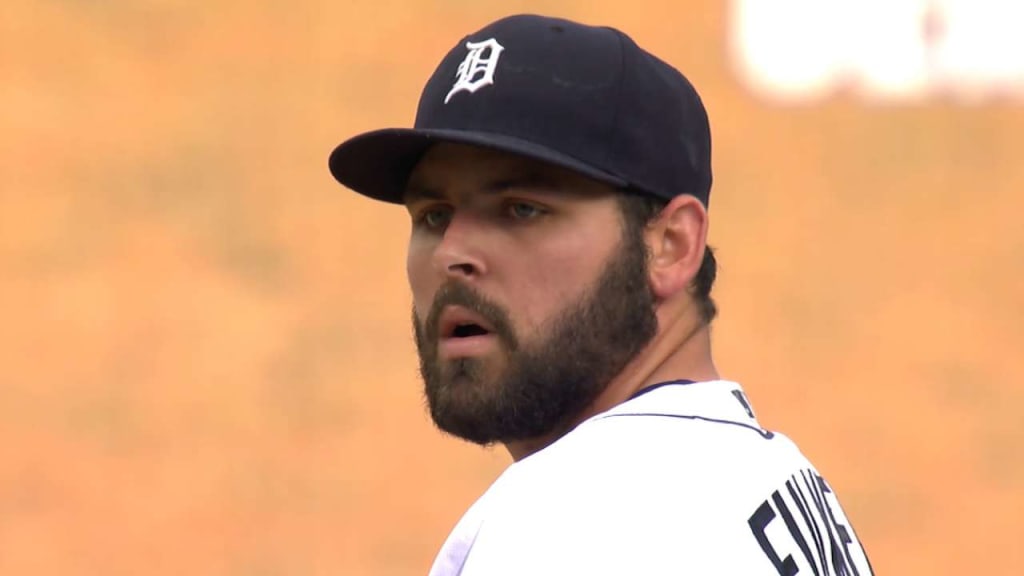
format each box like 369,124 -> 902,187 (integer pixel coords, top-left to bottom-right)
423,282 -> 518,350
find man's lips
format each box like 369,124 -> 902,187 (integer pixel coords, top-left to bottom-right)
436,305 -> 499,359
437,305 -> 496,339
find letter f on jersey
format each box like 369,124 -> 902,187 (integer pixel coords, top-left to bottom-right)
445,39 -> 504,104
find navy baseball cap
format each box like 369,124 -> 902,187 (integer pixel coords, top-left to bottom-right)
329,14 -> 712,205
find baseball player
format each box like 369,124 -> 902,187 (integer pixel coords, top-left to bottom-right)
329,14 -> 874,576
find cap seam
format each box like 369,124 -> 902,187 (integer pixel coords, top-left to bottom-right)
603,27 -> 629,185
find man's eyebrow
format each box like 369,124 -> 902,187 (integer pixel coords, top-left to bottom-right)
403,183 -> 443,203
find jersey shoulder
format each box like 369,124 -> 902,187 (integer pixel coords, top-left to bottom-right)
439,381 -> 874,576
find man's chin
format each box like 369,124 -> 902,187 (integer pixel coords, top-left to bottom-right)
425,375 -> 518,445
429,404 -> 506,446
432,414 -> 539,447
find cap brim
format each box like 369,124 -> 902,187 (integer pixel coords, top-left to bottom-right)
328,128 -> 628,204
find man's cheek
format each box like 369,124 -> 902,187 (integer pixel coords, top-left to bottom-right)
405,241 -> 436,292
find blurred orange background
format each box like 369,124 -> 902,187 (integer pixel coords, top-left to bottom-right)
2,1 -> 1022,574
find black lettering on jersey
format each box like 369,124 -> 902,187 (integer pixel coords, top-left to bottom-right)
772,490 -> 818,576
748,470 -> 874,575
731,389 -> 756,418
748,497 -> 799,576
787,479 -> 825,575
803,470 -> 855,576
816,474 -> 861,576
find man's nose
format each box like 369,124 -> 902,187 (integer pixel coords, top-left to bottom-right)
431,211 -> 488,279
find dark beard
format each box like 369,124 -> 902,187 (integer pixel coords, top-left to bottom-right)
412,226 -> 657,446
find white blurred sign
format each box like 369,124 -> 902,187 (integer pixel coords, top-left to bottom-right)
731,0 -> 1024,102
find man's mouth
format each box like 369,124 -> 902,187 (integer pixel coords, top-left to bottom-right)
437,305 -> 498,358
451,323 -> 491,338
438,305 -> 496,339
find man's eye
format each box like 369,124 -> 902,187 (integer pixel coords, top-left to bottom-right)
507,202 -> 543,220
419,207 -> 452,228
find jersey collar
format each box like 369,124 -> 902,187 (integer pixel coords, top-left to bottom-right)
594,379 -> 771,438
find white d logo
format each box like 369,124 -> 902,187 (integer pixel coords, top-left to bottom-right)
445,38 -> 505,104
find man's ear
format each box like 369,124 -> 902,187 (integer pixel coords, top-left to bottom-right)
644,194 -> 709,300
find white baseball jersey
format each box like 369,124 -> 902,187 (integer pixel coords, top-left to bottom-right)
428,379 -> 873,575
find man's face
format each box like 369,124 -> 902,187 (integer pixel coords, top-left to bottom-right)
405,143 -> 658,445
